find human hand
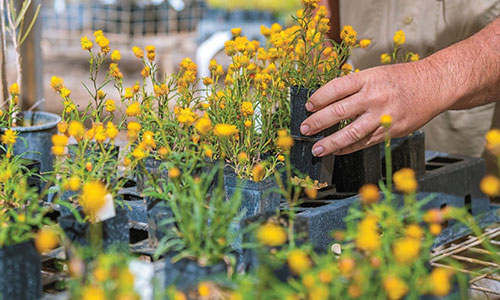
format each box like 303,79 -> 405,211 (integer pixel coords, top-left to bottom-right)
300,60 -> 448,156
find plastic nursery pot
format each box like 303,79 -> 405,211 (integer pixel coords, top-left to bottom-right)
223,171 -> 281,219
332,144 -> 381,193
58,207 -> 130,251
290,135 -> 335,185
0,240 -> 42,300
290,86 -> 337,139
2,111 -> 61,173
381,131 -> 426,177
162,252 -> 227,292
146,198 -> 173,248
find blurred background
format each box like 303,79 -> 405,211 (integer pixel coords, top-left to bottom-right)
8,0 -> 302,114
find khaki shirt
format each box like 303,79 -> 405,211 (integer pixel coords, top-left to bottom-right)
340,0 -> 500,157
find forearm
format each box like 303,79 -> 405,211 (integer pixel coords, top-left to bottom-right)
424,16 -> 500,111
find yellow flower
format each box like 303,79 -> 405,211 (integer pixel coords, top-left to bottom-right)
238,152 -> 249,163
480,175 -> 500,196
105,99 -> 116,112
304,187 -> 317,199
95,34 -> 110,53
260,25 -> 271,37
1,129 -> 17,145
9,83 -> 19,95
82,285 -> 106,300
132,46 -> 144,59
252,163 -> 265,182
486,129 -> 500,156
97,90 -> 105,99
35,228 -> 59,253
209,59 -> 218,73
127,122 -> 141,140
80,181 -> 107,217
380,114 -> 392,127
142,131 -> 156,149
430,268 -> 453,297
132,147 -> 146,160
410,53 -> 420,61
256,223 -> 287,246
340,25 -> 357,46
339,257 -> 355,276
57,121 -> 68,134
423,209 -> 443,224
359,184 -> 379,205
244,120 -> 252,128
393,30 -> 406,46
393,168 -> 418,193
380,53 -> 392,64
80,36 -> 93,50
318,269 -> 333,284
241,101 -> 254,116
105,122 -> 118,140
341,63 -> 353,74
68,121 -> 85,141
405,224 -> 424,240
359,39 -> 371,48
169,167 -> 180,179
50,76 -> 64,91
278,154 -> 285,161
94,123 -> 107,143
198,282 -> 211,297
287,249 -> 311,274
126,102 -> 141,117
145,45 -> 156,61
429,223 -> 442,235
111,50 -> 121,61
383,276 -> 408,300
214,124 -> 238,138
177,108 -> 197,125
68,176 -> 81,191
355,215 -> 380,253
174,291 -> 187,300
109,63 -> 123,79
60,87 -> 71,98
231,27 -> 242,37
276,132 -> 294,151
393,237 -> 420,264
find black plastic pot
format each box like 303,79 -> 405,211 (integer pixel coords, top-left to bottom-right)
146,198 -> 173,247
290,135 -> 335,185
58,207 -> 129,250
333,144 -> 381,193
20,158 -> 42,191
0,240 -> 41,300
290,86 -> 337,139
224,172 -> 280,218
382,131 -> 426,177
162,252 -> 227,292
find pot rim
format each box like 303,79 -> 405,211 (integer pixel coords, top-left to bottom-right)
2,111 -> 61,133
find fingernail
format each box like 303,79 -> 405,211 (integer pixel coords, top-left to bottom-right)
300,124 -> 310,135
305,102 -> 313,111
312,146 -> 324,157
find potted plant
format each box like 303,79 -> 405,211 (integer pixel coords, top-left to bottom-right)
52,32 -> 142,251
152,166 -> 243,293
271,2 -> 369,185
0,142 -> 59,300
0,0 -> 61,173
202,31 -> 291,218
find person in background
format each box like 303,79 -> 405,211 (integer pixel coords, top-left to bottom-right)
301,0 -> 500,172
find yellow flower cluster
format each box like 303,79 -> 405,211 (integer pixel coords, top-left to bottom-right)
355,214 -> 380,253
256,223 -> 287,246
80,181 -> 107,218
94,30 -> 110,54
393,168 -> 417,193
1,129 -> 16,145
51,134 -> 68,156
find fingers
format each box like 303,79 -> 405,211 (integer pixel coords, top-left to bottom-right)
311,115 -> 381,157
333,128 -> 386,155
307,74 -> 363,112
300,93 -> 366,136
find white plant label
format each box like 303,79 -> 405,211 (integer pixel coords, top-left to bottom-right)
96,193 -> 116,222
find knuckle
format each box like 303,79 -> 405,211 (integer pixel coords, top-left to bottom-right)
325,136 -> 340,152
328,103 -> 346,120
346,124 -> 363,142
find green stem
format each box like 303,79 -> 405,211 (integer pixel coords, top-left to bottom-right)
384,132 -> 392,194
90,221 -> 102,254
